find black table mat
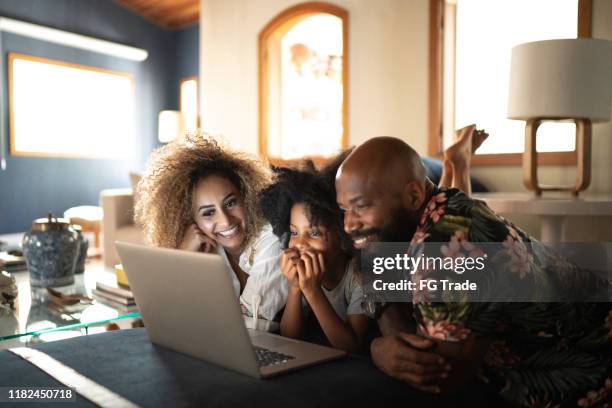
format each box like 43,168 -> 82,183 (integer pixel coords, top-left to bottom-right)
0,328 -> 490,407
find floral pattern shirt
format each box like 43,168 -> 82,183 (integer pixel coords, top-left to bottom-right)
406,186 -> 611,407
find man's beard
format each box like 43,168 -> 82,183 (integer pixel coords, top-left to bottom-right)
350,207 -> 419,243
378,207 -> 418,242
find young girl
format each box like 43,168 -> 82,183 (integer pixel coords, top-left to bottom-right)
260,165 -> 369,353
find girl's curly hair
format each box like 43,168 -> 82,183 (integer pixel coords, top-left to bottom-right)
134,134 -> 271,249
259,159 -> 352,255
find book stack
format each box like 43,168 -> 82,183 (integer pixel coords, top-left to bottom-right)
0,251 -> 27,273
92,282 -> 138,312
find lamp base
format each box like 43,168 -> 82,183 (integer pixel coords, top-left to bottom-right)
523,118 -> 591,197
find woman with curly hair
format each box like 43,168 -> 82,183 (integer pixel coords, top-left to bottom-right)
259,163 -> 370,353
134,135 -> 287,326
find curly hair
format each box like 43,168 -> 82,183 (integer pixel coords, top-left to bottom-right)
134,134 -> 271,249
259,160 -> 353,255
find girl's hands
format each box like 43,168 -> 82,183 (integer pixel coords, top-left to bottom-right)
296,250 -> 325,297
179,223 -> 217,253
281,249 -> 326,296
281,249 -> 301,290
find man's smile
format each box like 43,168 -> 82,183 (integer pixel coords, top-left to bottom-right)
351,230 -> 379,248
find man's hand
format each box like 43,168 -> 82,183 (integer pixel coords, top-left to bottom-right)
281,249 -> 301,290
179,223 -> 217,253
370,334 -> 451,393
296,250 -> 325,296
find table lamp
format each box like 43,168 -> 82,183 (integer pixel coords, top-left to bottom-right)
507,38 -> 612,196
158,110 -> 185,143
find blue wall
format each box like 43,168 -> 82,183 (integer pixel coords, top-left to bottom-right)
176,24 -> 199,80
172,23 -> 200,107
0,0 -> 199,234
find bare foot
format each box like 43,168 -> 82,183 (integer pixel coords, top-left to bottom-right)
443,125 -> 489,194
444,124 -> 475,169
471,129 -> 489,154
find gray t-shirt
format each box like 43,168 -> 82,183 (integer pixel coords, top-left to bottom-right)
303,261 -> 364,322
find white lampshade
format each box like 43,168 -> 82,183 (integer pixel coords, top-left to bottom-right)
508,39 -> 612,122
158,110 -> 185,143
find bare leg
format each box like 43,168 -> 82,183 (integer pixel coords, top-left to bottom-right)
442,125 -> 488,195
449,125 -> 472,195
439,157 -> 453,188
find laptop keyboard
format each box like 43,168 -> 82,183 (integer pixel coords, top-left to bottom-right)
253,346 -> 295,367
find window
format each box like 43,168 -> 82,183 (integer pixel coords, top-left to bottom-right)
180,76 -> 199,133
9,53 -> 135,159
429,0 -> 592,164
259,3 -> 348,163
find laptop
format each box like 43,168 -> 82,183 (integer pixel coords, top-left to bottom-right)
115,241 -> 346,378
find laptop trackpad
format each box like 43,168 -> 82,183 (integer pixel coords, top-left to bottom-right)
249,331 -> 298,349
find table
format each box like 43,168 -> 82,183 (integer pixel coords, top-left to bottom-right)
0,263 -> 140,350
473,192 -> 612,243
0,328 -> 497,407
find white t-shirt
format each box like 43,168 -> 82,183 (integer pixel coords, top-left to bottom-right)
218,224 -> 288,321
303,261 -> 364,322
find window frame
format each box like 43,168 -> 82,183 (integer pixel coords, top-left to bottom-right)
427,0 -> 592,166
9,53 -> 135,159
258,1 -> 349,165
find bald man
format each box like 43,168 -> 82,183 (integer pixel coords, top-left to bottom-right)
336,137 -> 430,249
335,137 -> 610,406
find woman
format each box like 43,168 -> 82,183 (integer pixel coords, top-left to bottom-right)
134,135 -> 287,328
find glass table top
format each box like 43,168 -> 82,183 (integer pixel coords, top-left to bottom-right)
0,259 -> 140,347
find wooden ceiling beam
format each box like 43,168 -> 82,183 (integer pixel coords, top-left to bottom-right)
157,3 -> 200,28
115,0 -> 199,30
163,15 -> 199,30
146,0 -> 197,19
122,0 -> 161,10
141,0 -> 191,14
165,16 -> 199,30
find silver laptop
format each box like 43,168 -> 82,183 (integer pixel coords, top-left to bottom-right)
115,241 -> 346,378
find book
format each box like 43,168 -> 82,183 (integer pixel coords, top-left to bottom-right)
93,295 -> 139,313
0,251 -> 27,272
95,282 -> 134,299
92,288 -> 135,306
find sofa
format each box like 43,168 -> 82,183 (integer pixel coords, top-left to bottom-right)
100,188 -> 144,268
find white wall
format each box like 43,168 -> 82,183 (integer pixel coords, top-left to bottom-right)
200,0 -> 429,155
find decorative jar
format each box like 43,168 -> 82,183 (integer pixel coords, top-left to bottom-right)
22,214 -> 79,287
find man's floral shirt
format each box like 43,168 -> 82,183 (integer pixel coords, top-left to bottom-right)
408,186 -> 611,407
